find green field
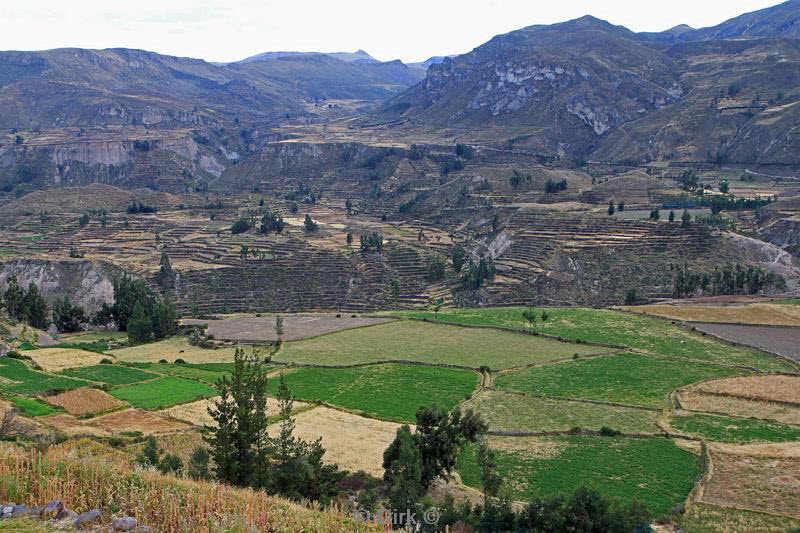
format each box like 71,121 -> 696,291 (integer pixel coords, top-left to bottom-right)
277,320 -> 604,369
109,377 -> 216,409
457,435 -> 700,517
60,364 -> 157,385
466,389 -> 661,434
0,358 -> 90,395
129,362 -> 238,384
495,353 -> 747,408
5,394 -> 60,417
396,308 -> 794,371
669,414 -> 800,443
266,364 -> 479,423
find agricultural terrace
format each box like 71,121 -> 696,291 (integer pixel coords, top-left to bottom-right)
494,352 -> 748,408
395,308 -> 797,371
265,364 -> 479,423
21,347 -> 109,372
109,377 -> 217,409
60,364 -> 159,385
620,303 -> 800,326
276,320 -> 605,369
456,435 -> 701,516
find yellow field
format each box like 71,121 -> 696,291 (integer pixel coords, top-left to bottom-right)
690,375 -> 800,404
110,336 -> 237,363
43,387 -> 125,416
22,348 -> 108,372
678,391 -> 800,426
160,396 -> 309,427
266,406 -> 406,477
621,303 -> 800,326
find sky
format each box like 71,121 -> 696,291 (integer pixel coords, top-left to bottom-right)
0,0 -> 786,63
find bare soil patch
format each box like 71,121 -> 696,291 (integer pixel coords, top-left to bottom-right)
622,303 -> 800,326
678,391 -> 800,426
267,406 -> 405,477
182,314 -> 395,342
703,448 -> 800,518
43,387 -> 125,416
23,348 -> 108,372
38,414 -> 110,437
90,408 -> 190,435
690,323 -> 800,361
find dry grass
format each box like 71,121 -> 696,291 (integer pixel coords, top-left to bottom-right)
267,406 -> 405,477
38,414 -> 110,437
160,396 -> 309,427
678,391 -> 800,426
703,448 -> 800,518
0,439 -> 381,532
91,408 -> 190,435
690,375 -> 800,404
22,348 -> 108,372
621,303 -> 800,326
679,502 -> 800,532
42,387 -> 125,416
110,336 -> 237,363
709,442 -> 800,459
486,436 -> 567,460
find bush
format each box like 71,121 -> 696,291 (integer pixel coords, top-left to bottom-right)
100,358 -> 114,364
231,218 -> 251,234
600,426 -> 621,436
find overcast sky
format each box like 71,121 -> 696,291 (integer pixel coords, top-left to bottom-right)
0,0 -> 785,63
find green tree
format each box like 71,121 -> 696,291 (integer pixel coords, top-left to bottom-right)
52,296 -> 87,333
79,213 -> 90,227
2,274 -> 24,320
127,301 -> 153,344
669,210 -> 676,223
205,348 -> 271,488
607,200 -> 616,216
22,283 -> 49,330
522,307 -> 537,328
426,255 -> 446,282
618,200 -> 625,212
157,252 -> 175,290
275,315 -> 284,341
346,232 -> 353,245
304,214 -> 318,233
681,209 -> 692,227
158,454 -> 183,475
383,425 -> 424,518
719,180 -> 730,193
476,438 -> 502,503
231,218 -> 251,234
187,446 -> 211,480
624,288 -> 639,306
152,299 -> 178,339
451,244 -> 466,273
136,435 -> 161,468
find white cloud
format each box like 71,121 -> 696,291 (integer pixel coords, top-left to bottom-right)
0,0 -> 784,63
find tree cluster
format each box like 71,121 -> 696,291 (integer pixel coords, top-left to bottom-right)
126,201 -> 158,214
260,210 -> 285,234
509,170 -> 532,189
231,217 -> 252,234
426,256 -> 446,282
1,275 -> 50,330
360,232 -> 384,253
461,255 -> 496,290
52,296 -> 88,333
92,275 -> 177,344
673,262 -> 784,298
544,179 -> 567,193
451,244 -> 466,273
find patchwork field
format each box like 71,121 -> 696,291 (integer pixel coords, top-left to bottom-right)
457,435 -> 701,516
5,394 -> 59,417
464,389 -> 661,434
43,387 -> 126,416
669,413 -> 800,443
0,358 -> 90,395
277,320 -> 605,369
60,364 -> 158,385
109,377 -> 216,409
182,314 -> 396,342
621,303 -> 800,326
396,308 -> 795,371
691,323 -> 800,361
110,337 -> 237,363
21,347 -> 109,372
267,406 -> 405,477
678,391 -> 800,426
703,448 -> 800,519
265,364 -> 479,423
494,353 -> 748,408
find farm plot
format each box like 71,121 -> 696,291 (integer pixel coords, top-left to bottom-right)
39,414 -> 110,437
133,362 -> 240,384
686,375 -> 800,405
678,392 -> 800,426
621,303 -> 800,326
277,320 -> 604,369
43,388 -> 126,417
456,435 -> 700,517
678,502 -> 800,533
265,364 -> 479,423
161,396 -> 308,427
495,353 -> 747,408
702,448 -> 800,519
110,377 -> 216,409
464,389 -> 661,434
182,314 -> 396,342
110,336 -> 237,363
21,348 -> 108,372
691,323 -> 800,361
89,408 -> 191,435
60,364 -> 158,385
669,413 -> 800,443
5,395 -> 59,417
266,406 -> 405,477
397,308 -> 795,371
0,358 -> 90,395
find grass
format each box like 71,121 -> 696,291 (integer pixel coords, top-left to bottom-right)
130,362 -> 239,384
110,336 -> 236,363
0,358 -> 90,395
60,364 -> 158,385
277,320 -> 604,369
109,377 -> 216,409
265,364 -> 479,423
47,341 -> 110,354
677,502 -> 800,532
466,389 -> 661,434
495,353 -> 748,408
395,308 -> 795,371
773,298 -> 800,305
669,413 -> 800,443
5,395 -> 60,417
457,435 -> 700,517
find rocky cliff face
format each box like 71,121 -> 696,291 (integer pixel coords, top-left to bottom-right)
0,259 -> 127,313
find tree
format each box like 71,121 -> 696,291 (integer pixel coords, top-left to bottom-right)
625,288 -> 639,306
451,244 -> 466,273
383,425 -> 424,518
426,256 -> 446,282
618,200 -> 625,211
231,218 -> 251,234
304,214 -> 318,233
607,201 -> 616,216
22,283 -> 49,330
669,210 -> 676,223
3,274 -> 24,320
158,454 -> 183,475
681,209 -> 691,227
719,180 -> 730,193
136,435 -> 161,468
79,213 -> 90,227
52,296 -> 87,333
346,232 -> 353,245
205,347 -> 271,488
522,307 -> 537,328
127,301 -> 153,344
649,209 -> 660,221
152,299 -> 178,339
14,135 -> 23,145
157,252 -> 175,290
275,315 -> 284,341
187,446 -> 211,480
476,438 -> 502,503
